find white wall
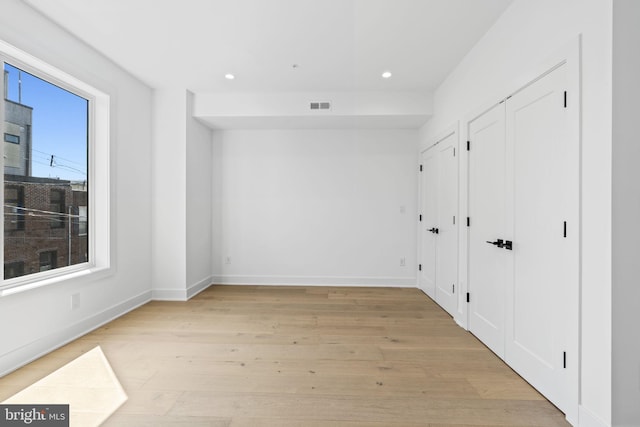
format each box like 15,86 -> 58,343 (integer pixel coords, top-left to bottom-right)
186,92 -> 213,294
420,0 -> 612,425
611,1 -> 640,425
211,132 -> 224,279
0,0 -> 153,374
212,129 -> 418,286
194,91 -> 432,130
151,89 -> 187,298
152,90 -> 213,300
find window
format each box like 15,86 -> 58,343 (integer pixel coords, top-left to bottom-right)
4,133 -> 19,144
3,62 -> 86,277
5,185 -> 24,231
78,206 -> 87,236
1,39 -> 111,295
4,261 -> 24,279
49,189 -> 66,229
39,250 -> 57,272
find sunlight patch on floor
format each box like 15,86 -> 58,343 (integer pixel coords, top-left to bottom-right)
2,346 -> 127,426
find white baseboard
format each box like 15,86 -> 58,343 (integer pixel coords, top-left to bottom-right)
152,276 -> 213,301
578,406 -> 609,427
151,289 -> 188,301
211,274 -> 416,287
417,284 -> 435,299
186,276 -> 212,299
0,290 -> 152,377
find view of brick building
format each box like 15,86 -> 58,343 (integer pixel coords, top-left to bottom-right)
3,71 -> 88,280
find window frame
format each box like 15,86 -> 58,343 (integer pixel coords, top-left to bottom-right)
0,39 -> 111,296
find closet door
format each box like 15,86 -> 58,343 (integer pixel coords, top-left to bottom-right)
419,148 -> 438,297
467,103 -> 507,358
505,63 -> 576,412
434,134 -> 458,317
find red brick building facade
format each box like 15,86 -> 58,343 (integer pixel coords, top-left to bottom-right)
4,174 -> 88,279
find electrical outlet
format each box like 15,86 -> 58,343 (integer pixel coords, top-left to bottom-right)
400,257 -> 406,267
71,293 -> 80,310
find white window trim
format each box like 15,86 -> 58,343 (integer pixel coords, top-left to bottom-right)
0,39 -> 111,296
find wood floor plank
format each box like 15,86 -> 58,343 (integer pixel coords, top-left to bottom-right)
0,285 -> 570,426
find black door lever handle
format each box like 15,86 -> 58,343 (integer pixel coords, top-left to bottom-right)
428,228 -> 439,234
486,239 -> 504,248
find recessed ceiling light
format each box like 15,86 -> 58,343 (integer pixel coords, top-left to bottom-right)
225,73 -> 235,80
382,71 -> 392,79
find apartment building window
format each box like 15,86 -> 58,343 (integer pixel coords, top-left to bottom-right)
4,261 -> 24,279
39,251 -> 57,272
1,41 -> 111,294
4,133 -> 19,144
49,189 -> 66,229
5,185 -> 24,231
78,206 -> 87,236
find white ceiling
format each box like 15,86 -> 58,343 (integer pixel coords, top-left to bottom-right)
23,0 -> 513,94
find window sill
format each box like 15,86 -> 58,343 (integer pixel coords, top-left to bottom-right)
0,264 -> 110,297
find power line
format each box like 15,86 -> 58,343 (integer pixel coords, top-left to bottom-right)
32,149 -> 86,168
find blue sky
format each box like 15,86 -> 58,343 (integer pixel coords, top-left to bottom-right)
4,63 -> 87,182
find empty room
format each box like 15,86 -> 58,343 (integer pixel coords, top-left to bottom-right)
0,0 -> 637,426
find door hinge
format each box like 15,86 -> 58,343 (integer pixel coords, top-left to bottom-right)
452,284 -> 455,293
563,351 -> 567,369
453,216 -> 455,225
563,221 -> 567,238
466,217 -> 470,227
453,148 -> 456,156
419,214 -> 422,222
419,164 -> 423,172
564,91 -> 567,108
466,292 -> 470,303
418,264 -> 422,271
467,140 -> 470,151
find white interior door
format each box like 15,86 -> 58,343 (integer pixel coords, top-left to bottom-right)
467,103 -> 507,358
505,63 -> 576,412
434,136 -> 458,317
419,148 -> 438,297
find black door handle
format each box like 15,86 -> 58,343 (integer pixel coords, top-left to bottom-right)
486,239 -> 504,248
428,228 -> 439,234
504,240 -> 513,250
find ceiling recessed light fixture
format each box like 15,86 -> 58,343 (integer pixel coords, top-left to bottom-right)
381,71 -> 392,79
225,73 -> 235,80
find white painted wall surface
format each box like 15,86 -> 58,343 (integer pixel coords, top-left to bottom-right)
211,132 -> 224,279
186,92 -> 213,295
612,2 -> 640,425
195,91 -> 432,118
151,90 -> 187,299
193,91 -> 433,129
420,0 -> 612,425
0,0 -> 153,374
213,129 -> 418,286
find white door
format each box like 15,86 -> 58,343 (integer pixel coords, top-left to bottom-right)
467,102 -> 507,358
434,136 -> 458,317
419,148 -> 438,297
505,63 -> 576,413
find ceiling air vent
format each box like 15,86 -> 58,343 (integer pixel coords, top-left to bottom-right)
310,101 -> 331,111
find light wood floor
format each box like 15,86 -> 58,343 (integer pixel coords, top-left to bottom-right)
0,286 -> 570,426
